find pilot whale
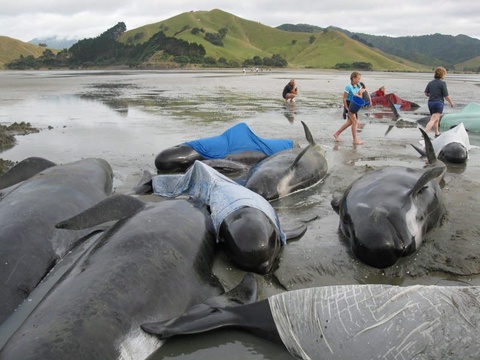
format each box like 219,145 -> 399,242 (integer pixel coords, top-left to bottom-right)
0,195 -> 257,360
154,122 -> 294,173
411,122 -> 470,164
135,161 -> 307,274
0,157 -> 113,325
142,283 -> 480,360
331,128 -> 446,268
244,121 -> 328,200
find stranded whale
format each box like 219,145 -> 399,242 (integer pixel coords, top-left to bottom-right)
154,122 -> 294,173
330,128 -> 446,268
0,157 -> 113,325
411,122 -> 471,164
244,121 -> 328,200
0,195 -> 257,359
136,161 -> 307,273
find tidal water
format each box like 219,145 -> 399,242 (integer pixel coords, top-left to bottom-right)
1,69 -> 479,359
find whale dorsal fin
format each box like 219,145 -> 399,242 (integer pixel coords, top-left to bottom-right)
409,166 -> 445,197
301,121 -> 316,146
56,194 -> 145,230
288,143 -> 313,171
388,99 -> 400,121
419,128 -> 438,165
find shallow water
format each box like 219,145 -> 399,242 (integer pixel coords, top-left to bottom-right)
1,69 -> 480,359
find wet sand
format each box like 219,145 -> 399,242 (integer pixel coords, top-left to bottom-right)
1,70 -> 480,359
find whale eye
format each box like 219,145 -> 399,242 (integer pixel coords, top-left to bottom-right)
417,185 -> 428,195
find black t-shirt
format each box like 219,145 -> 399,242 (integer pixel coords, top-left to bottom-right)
425,79 -> 448,102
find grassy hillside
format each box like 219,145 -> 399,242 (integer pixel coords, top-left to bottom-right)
0,36 -> 48,68
456,56 -> 480,72
0,9 -> 430,71
119,9 -> 427,71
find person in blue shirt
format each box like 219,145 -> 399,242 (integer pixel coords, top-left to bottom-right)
333,71 -> 365,145
424,66 -> 455,137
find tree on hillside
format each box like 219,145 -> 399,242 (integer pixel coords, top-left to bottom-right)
205,32 -> 224,46
243,54 -> 287,67
69,22 -> 128,64
101,22 -> 127,40
218,28 -> 228,38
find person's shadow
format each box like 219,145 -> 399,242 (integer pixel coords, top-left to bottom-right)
283,103 -> 297,124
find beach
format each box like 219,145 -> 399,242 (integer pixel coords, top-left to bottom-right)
1,69 -> 480,359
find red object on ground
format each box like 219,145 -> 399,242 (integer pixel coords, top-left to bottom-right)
371,93 -> 420,111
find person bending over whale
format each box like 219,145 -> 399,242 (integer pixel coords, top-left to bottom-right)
282,79 -> 297,103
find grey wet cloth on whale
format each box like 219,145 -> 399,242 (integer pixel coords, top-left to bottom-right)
431,122 -> 470,155
269,284 -> 480,360
152,161 -> 286,244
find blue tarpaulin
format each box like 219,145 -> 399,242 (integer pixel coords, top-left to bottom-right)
185,122 -> 294,159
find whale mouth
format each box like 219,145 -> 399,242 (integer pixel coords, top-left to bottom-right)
350,212 -> 413,268
255,260 -> 274,274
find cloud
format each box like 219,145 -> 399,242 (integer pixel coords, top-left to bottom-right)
1,1 -> 479,42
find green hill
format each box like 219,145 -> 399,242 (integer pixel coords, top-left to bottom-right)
118,9 -> 427,71
456,56 -> 480,72
0,36 -> 49,68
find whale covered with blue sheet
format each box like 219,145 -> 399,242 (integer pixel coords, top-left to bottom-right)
155,123 -> 295,173
186,122 -> 294,159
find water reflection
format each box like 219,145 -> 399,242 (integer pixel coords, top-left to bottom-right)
282,103 -> 297,124
151,329 -> 294,360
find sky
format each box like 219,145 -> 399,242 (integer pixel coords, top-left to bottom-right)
2,1 -> 480,42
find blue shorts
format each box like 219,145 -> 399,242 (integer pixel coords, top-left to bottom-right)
428,100 -> 444,115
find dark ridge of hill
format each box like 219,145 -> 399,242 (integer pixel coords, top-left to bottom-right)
277,24 -> 325,33
279,23 -> 480,67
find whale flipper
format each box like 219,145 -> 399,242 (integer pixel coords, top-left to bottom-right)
132,170 -> 154,194
0,157 -> 56,190
410,143 -> 427,158
56,194 -> 145,229
283,223 -> 308,242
